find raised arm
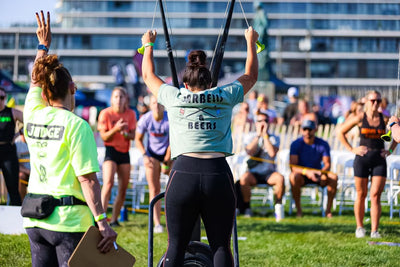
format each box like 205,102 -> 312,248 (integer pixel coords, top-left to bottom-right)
237,26 -> 259,95
31,11 -> 51,88
141,30 -> 165,97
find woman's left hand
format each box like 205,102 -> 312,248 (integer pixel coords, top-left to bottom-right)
35,11 -> 51,48
142,30 -> 157,45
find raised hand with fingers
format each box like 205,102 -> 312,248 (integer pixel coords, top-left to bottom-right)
35,11 -> 51,49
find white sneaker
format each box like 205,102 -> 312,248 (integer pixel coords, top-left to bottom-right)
370,231 -> 382,238
244,208 -> 253,217
275,203 -> 284,222
355,227 -> 366,238
154,224 -> 164,234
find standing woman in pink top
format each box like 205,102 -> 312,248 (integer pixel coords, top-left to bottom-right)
98,87 -> 137,226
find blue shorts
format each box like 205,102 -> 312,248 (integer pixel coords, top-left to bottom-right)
104,146 -> 130,165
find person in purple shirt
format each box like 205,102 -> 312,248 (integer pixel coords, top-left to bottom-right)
135,95 -> 171,233
289,119 -> 337,218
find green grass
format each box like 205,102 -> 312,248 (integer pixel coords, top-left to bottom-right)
1,209 -> 400,267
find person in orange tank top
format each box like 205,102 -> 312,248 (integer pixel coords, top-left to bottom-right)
98,87 -> 137,226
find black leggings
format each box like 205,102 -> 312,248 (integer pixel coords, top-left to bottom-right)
163,155 -> 236,267
26,227 -> 84,267
0,143 -> 21,205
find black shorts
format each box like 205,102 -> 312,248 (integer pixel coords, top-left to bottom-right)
104,146 -> 130,165
353,150 -> 387,178
251,170 -> 274,184
147,147 -> 166,162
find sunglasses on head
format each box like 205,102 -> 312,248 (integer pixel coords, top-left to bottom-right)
369,99 -> 382,104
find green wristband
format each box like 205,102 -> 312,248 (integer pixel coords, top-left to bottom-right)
94,212 -> 107,222
389,149 -> 393,154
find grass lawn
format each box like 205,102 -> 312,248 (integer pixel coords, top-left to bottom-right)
1,209 -> 400,267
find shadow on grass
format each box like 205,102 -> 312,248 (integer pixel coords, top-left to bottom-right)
237,211 -> 400,236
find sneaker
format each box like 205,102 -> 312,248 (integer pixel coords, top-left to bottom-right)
275,203 -> 284,222
154,224 -> 164,234
370,231 -> 382,238
244,208 -> 253,218
110,221 -> 121,227
355,227 -> 366,238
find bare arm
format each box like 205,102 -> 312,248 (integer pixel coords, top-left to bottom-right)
134,130 -> 146,155
337,112 -> 363,153
141,30 -> 165,97
321,156 -> 331,172
78,173 -> 117,253
12,108 -> 23,124
262,134 -> 278,158
388,116 -> 400,143
31,11 -> 51,88
99,118 -> 127,142
237,26 -> 259,95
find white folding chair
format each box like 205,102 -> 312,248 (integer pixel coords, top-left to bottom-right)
288,184 -> 327,217
337,156 -> 356,215
388,157 -> 400,219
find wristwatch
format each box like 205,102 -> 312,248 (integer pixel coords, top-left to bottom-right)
37,44 -> 49,52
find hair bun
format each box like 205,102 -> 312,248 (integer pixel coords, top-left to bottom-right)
187,50 -> 207,68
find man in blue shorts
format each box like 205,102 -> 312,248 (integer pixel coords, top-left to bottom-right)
289,119 -> 337,217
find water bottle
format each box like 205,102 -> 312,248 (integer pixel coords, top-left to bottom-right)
120,206 -> 128,222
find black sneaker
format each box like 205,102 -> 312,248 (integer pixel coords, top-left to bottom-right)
110,221 -> 121,227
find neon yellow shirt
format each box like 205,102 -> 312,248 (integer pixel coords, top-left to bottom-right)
23,87 -> 100,232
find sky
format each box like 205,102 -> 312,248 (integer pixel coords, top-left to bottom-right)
0,0 -> 57,27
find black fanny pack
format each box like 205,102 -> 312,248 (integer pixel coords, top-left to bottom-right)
21,193 -> 87,219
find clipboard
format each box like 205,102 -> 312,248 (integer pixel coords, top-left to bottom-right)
68,226 -> 136,267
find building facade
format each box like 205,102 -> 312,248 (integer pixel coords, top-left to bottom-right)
1,0 -> 400,99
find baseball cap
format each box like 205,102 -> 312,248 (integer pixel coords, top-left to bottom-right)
256,109 -> 270,121
287,87 -> 299,98
301,119 -> 316,130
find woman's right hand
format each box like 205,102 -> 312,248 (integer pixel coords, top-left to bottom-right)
352,145 -> 368,156
244,26 -> 259,44
114,118 -> 128,132
97,221 -> 118,253
35,11 -> 51,48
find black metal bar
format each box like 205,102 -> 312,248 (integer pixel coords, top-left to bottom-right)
158,0 -> 179,88
148,192 -> 165,267
210,0 -> 236,87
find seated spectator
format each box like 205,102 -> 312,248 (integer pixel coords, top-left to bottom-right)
233,102 -> 254,132
238,110 -> 285,221
289,119 -> 337,217
15,129 -> 30,200
246,90 -> 258,121
254,94 -> 278,124
291,99 -> 318,126
281,87 -> 299,125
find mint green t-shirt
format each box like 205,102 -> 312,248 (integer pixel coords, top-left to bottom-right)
157,81 -> 244,159
23,87 -> 100,232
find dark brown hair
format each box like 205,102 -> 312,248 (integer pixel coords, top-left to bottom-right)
32,54 -> 72,102
182,50 -> 212,90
